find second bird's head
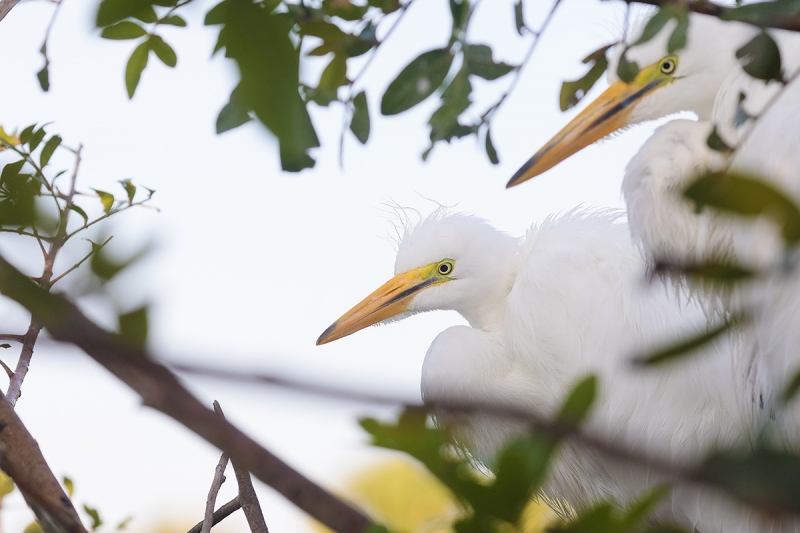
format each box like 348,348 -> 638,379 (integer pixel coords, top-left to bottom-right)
316,214 -> 518,345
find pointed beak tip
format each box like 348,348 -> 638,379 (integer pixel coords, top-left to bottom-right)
316,323 -> 338,346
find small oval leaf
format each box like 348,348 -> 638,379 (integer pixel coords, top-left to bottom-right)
381,49 -> 454,116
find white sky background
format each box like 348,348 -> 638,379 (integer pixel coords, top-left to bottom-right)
0,0 -> 667,531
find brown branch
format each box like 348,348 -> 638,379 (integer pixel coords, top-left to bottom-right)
201,443 -> 230,533
0,0 -> 20,23
0,254 -> 374,533
187,497 -> 242,533
0,335 -> 24,343
627,0 -> 800,32
6,320 -> 42,406
214,402 -> 269,533
0,389 -> 87,533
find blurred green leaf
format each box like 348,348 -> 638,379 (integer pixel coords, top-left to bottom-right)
119,179 -> 136,203
207,0 -> 320,172
83,505 -> 103,531
633,5 -> 675,46
685,171 -> 800,243
722,0 -> 800,27
321,0 -> 368,21
464,44 -> 515,81
706,127 -> 732,153
318,54 -> 348,97
699,447 -> 800,514
19,125 -> 35,145
558,375 -> 596,426
37,62 -> 50,92
0,344 -> 9,349
119,306 -> 148,349
350,91 -> 370,144
40,135 -> 62,167
616,52 -> 639,84
560,45 -> 610,111
96,0 -> 167,27
783,369 -> 800,403
667,10 -> 689,53
0,160 -> 40,227
216,85 -> 252,134
92,189 -> 115,213
485,128 -> 498,165
68,205 -> 89,225
125,41 -> 150,98
101,21 -> 147,40
449,0 -> 469,35
29,127 -> 46,152
159,14 -> 186,26
633,316 -> 742,367
62,476 -> 74,498
116,517 -> 133,530
514,0 -> 525,35
367,0 -> 399,14
149,35 -> 177,67
736,32 -> 783,82
429,67 -> 475,144
381,48 -> 454,116
550,486 -> 673,533
655,260 -> 755,285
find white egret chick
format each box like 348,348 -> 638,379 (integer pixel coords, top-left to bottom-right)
318,211 -> 767,532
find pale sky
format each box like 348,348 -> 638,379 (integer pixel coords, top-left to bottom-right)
0,0 -> 665,531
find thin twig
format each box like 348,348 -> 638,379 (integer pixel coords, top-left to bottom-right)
49,236 -> 113,287
214,402 -> 269,533
38,0 -> 65,89
201,442 -> 230,533
0,335 -> 24,343
479,0 -> 563,127
187,497 -> 242,533
338,0 -> 416,166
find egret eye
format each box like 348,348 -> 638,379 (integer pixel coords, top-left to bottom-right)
437,260 -> 454,276
659,57 -> 677,75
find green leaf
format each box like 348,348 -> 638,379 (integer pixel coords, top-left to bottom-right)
367,0 -> 399,14
125,41 -> 150,98
0,344 -> 10,349
119,179 -> 136,203
464,44 -> 515,81
317,53 -> 348,94
40,135 -> 62,167
721,0 -> 800,27
116,517 -> 133,530
514,0 -> 525,35
660,260 -> 755,285
685,171 -> 800,243
428,67 -> 474,143
119,306 -> 148,349
216,85 -> 252,134
0,160 -> 40,227
381,48 -> 454,116
321,0 -> 368,21
132,5 -> 157,23
210,0 -> 320,171
736,32 -> 783,82
558,375 -> 597,426
159,14 -> 186,26
37,63 -> 50,92
350,91 -> 370,144
101,21 -> 148,40
92,188 -> 115,213
706,127 -> 732,153
68,204 -> 89,225
149,35 -> 177,67
560,45 -> 610,111
633,316 -> 742,367
62,477 -> 74,498
485,128 -> 498,165
449,0 -> 468,34
1,160 -> 26,182
616,51 -> 639,83
633,6 -> 675,46
28,127 -> 46,152
19,125 -> 35,145
96,0 -> 161,27
667,10 -> 689,53
83,505 -> 103,531
783,369 -> 800,403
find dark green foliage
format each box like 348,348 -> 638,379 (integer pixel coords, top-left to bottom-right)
631,5 -> 689,53
560,45 -> 610,111
216,85 -> 252,134
616,52 -> 639,84
0,160 -> 40,227
736,32 -> 784,82
118,306 -> 149,349
484,128 -> 498,165
684,172 -> 800,244
381,49 -> 455,116
632,316 -> 742,367
706,127 -> 733,153
721,0 -> 800,28
463,44 -> 514,81
350,91 -> 370,144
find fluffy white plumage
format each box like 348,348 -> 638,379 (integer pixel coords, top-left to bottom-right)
323,210 -> 774,531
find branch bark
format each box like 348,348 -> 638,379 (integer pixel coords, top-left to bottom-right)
0,389 -> 87,533
0,254 -> 373,533
200,448 -> 229,533
214,402 -> 269,533
187,497 -> 241,533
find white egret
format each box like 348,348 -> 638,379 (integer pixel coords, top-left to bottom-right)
317,210 -> 772,532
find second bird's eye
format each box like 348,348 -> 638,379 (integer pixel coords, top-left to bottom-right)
437,261 -> 453,275
660,57 -> 677,75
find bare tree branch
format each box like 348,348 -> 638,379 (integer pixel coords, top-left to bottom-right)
0,0 -> 20,23
214,402 -> 269,533
627,0 -> 800,32
201,445 -> 230,533
187,497 -> 241,533
0,389 -> 87,533
0,254 -> 374,533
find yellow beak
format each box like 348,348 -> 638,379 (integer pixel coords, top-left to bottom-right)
316,266 -> 439,345
507,77 -> 665,188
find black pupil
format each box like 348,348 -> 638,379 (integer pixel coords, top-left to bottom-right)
439,264 -> 450,274
662,61 -> 673,73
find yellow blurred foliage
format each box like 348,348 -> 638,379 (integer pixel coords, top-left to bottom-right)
0,126 -> 20,148
312,458 -> 559,533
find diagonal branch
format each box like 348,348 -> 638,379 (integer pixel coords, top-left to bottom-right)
187,497 -> 241,533
201,444 -> 230,533
628,0 -> 800,32
0,253 -> 374,533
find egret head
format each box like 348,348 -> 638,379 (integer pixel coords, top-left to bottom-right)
316,214 -> 519,345
507,14 -> 753,187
